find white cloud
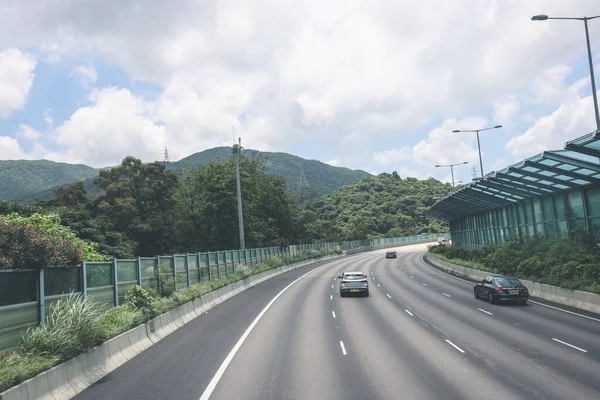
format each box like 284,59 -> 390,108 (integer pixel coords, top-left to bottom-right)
0,136 -> 46,160
493,95 -> 520,126
372,147 -> 413,168
48,87 -> 166,167
0,0 -> 600,171
71,64 -> 97,87
325,158 -> 340,167
506,94 -> 597,158
16,124 -> 42,141
0,48 -> 36,118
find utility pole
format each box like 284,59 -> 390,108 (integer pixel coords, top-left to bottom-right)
163,147 -> 169,162
233,131 -> 246,249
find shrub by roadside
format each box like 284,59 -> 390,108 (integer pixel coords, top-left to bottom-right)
0,248 -> 341,393
428,234 -> 600,295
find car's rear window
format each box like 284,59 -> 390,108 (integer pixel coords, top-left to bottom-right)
495,278 -> 521,287
344,274 -> 364,280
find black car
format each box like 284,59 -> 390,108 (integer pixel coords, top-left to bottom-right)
338,271 -> 369,297
385,250 -> 397,259
474,275 -> 529,305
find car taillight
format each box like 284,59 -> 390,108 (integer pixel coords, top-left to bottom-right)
341,280 -> 349,284
523,286 -> 528,292
495,287 -> 503,293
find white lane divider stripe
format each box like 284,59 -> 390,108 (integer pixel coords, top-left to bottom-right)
332,311 -> 336,319
331,285 -> 334,288
330,295 -> 333,300
422,283 -> 428,286
445,340 -> 465,353
386,293 -> 392,299
443,293 -> 451,297
377,284 -> 381,287
411,276 -> 414,279
552,338 -> 587,353
340,341 -> 347,355
405,309 -> 413,316
199,260 -> 335,400
478,308 -> 493,316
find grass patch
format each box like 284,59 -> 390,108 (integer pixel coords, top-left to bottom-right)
1,249 -> 341,394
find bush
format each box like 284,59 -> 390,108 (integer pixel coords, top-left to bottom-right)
19,292 -> 103,362
0,213 -> 108,270
124,285 -> 157,320
95,304 -> 145,341
0,354 -> 57,393
155,264 -> 175,297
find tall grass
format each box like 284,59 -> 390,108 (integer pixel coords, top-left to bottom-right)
19,292 -> 104,362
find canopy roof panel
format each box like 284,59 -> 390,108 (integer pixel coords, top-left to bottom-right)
428,129 -> 600,223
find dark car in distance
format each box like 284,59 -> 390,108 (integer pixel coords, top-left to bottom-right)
474,275 -> 529,305
338,271 -> 369,297
385,250 -> 397,259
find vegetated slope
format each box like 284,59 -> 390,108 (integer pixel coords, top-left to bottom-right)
0,160 -> 98,202
11,148 -> 372,204
303,172 -> 452,241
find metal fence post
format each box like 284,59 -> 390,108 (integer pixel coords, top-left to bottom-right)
113,258 -> 119,307
39,268 -> 46,326
137,256 -> 142,287
207,253 -> 212,281
216,252 -> 221,279
185,254 -> 191,288
172,255 -> 177,291
82,261 -> 87,301
197,253 -> 201,282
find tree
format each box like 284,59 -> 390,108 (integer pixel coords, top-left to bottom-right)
38,182 -> 89,209
92,156 -> 178,256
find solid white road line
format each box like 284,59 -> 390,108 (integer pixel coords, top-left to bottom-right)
443,293 -> 451,297
405,309 -> 414,316
419,254 -> 600,323
386,293 -> 392,299
422,283 -> 428,286
411,276 -> 414,279
478,308 -> 493,316
552,338 -> 588,353
340,341 -> 347,355
332,311 -> 336,319
377,284 -> 381,287
331,285 -> 334,288
199,260 -> 337,400
445,340 -> 465,353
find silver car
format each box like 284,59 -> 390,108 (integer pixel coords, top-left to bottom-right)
338,271 -> 369,297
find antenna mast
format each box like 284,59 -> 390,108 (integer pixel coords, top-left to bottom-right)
163,147 -> 169,162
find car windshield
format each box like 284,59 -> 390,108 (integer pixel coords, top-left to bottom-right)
344,274 -> 364,280
495,278 -> 522,287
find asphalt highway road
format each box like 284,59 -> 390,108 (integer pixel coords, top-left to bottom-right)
74,244 -> 600,400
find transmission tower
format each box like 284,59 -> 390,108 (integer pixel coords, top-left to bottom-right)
163,147 -> 170,162
297,162 -> 309,194
470,165 -> 479,179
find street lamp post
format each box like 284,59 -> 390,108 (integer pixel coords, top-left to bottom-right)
434,161 -> 468,187
532,14 -> 600,131
453,125 -> 502,177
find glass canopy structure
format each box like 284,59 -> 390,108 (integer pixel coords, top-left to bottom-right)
428,130 -> 600,246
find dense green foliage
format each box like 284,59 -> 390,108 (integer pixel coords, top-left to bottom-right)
429,234 -> 600,295
6,148 -> 371,204
0,213 -> 107,270
303,172 -> 451,241
1,151 -> 449,260
0,160 -> 98,202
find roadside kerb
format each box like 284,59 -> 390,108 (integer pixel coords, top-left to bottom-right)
0,253 -> 345,400
425,253 -> 600,314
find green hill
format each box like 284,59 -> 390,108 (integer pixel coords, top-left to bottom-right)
6,148 -> 372,204
0,160 -> 99,202
303,172 -> 452,241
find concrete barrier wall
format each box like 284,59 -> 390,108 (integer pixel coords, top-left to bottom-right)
0,253 -> 347,400
424,253 -> 600,315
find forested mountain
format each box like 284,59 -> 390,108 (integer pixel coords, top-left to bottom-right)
4,148 -> 371,204
302,172 -> 451,241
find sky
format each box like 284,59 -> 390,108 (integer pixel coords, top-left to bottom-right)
1,0 -> 600,186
